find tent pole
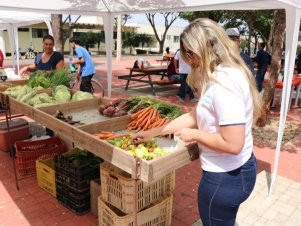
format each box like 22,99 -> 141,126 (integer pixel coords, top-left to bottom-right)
269,7 -> 301,198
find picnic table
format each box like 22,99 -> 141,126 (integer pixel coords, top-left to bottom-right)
118,65 -> 179,95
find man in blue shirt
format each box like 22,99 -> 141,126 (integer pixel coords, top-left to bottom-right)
69,37 -> 96,93
254,42 -> 271,92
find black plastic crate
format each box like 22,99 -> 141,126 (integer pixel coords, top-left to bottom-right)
57,192 -> 90,215
55,163 -> 99,182
56,182 -> 90,206
54,150 -> 102,181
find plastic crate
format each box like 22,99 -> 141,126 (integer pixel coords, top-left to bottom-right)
54,149 -> 101,192
56,181 -> 90,206
57,191 -> 90,216
100,162 -> 175,214
98,195 -> 173,226
36,157 -> 56,197
15,136 -> 66,176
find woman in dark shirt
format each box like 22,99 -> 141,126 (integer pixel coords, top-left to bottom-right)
19,34 -> 64,75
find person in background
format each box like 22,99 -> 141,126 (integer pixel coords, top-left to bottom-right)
69,37 -> 96,93
0,48 -> 4,67
254,42 -> 271,92
172,49 -> 198,102
226,27 -> 255,75
19,34 -> 64,75
133,18 -> 261,226
162,47 -> 173,61
19,34 -> 64,137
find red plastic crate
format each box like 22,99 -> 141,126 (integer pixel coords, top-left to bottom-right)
15,136 -> 66,176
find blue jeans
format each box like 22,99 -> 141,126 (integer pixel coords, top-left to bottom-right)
198,154 -> 257,226
80,74 -> 94,93
169,73 -> 194,99
255,69 -> 267,92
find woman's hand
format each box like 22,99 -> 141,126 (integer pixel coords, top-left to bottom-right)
132,130 -> 157,144
175,128 -> 198,143
19,66 -> 28,76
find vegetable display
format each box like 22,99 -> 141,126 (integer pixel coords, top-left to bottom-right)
3,85 -> 94,107
28,69 -> 72,88
106,135 -> 167,160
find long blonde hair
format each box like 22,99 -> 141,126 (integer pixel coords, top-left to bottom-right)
180,18 -> 261,121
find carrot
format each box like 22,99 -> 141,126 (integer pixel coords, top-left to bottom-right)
100,131 -> 114,134
95,133 -> 115,139
136,106 -> 152,119
109,134 -> 132,139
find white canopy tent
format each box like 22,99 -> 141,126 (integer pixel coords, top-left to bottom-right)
0,0 -> 300,196
0,10 -> 52,73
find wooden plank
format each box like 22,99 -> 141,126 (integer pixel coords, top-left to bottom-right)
38,97 -> 109,115
9,97 -> 36,118
143,143 -> 199,182
78,115 -> 131,133
32,107 -> 137,176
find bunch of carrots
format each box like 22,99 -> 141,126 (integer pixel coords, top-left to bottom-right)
127,106 -> 171,131
94,131 -> 131,140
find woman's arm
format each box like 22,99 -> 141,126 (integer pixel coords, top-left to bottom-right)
19,64 -> 37,76
132,108 -> 197,143
56,59 -> 65,70
176,124 -> 245,155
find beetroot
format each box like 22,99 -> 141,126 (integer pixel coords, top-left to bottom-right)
98,104 -> 106,114
106,106 -> 116,117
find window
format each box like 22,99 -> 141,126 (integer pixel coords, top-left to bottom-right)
18,28 -> 29,32
173,36 -> 179,43
32,29 -> 48,38
167,35 -> 171,40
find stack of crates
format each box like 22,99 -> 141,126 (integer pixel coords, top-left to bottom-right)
98,162 -> 175,226
54,148 -> 103,215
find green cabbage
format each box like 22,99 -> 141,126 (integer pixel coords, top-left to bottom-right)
54,86 -> 71,103
72,91 -> 93,101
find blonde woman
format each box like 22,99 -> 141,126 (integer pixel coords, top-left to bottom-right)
133,18 -> 261,226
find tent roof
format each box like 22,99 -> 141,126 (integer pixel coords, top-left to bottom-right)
0,10 -> 50,28
0,0 -> 299,16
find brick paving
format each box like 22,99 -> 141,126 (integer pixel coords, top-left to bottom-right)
0,56 -> 301,226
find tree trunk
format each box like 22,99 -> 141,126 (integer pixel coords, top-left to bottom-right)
256,9 -> 286,127
159,41 -> 164,53
51,14 -> 64,56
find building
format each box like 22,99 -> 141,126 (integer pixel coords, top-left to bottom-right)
0,16 -> 184,56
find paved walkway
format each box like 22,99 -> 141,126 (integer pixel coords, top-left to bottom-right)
191,171 -> 301,226
1,56 -> 301,226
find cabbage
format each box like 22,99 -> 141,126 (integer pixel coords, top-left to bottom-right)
54,87 -> 71,103
72,91 -> 93,101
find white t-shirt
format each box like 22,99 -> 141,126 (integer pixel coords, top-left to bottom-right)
174,50 -> 191,74
196,65 -> 253,172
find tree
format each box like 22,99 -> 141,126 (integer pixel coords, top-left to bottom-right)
122,32 -> 153,54
78,32 -> 97,51
94,32 -> 105,52
145,13 -> 179,53
257,9 -> 286,126
180,10 -> 274,55
51,14 -> 63,55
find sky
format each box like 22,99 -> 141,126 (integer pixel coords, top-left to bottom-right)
127,14 -> 189,27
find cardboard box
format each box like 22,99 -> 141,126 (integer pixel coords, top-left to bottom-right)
90,178 -> 101,216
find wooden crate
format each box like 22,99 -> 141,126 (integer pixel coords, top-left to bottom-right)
38,97 -> 111,125
98,195 -> 172,226
8,96 -> 199,183
0,79 -> 28,92
100,162 -> 175,214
